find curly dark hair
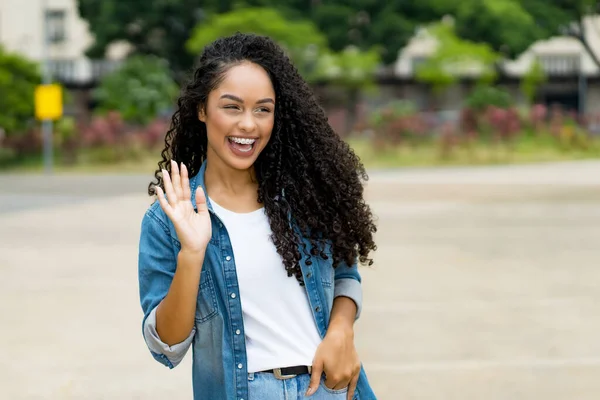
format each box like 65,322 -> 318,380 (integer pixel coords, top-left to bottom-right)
149,32 -> 376,284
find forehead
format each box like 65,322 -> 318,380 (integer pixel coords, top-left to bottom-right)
213,62 -> 275,99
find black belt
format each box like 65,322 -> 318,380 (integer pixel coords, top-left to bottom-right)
262,365 -> 312,379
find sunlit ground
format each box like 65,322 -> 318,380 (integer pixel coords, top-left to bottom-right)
1,161 -> 599,399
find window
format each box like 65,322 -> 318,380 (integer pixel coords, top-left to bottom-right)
46,10 -> 66,44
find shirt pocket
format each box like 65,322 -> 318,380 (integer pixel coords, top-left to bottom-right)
195,268 -> 218,323
318,252 -> 334,287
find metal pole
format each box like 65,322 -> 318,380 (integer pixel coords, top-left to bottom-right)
578,67 -> 587,117
41,0 -> 53,174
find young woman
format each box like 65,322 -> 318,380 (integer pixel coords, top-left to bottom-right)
138,33 -> 378,400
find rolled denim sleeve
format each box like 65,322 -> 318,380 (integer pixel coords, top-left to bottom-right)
333,260 -> 363,320
138,206 -> 193,369
144,306 -> 195,368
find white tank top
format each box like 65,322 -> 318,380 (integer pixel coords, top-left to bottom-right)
209,198 -> 322,373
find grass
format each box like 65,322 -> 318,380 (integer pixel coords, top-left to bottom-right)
0,149 -> 159,175
347,136 -> 600,168
2,136 -> 600,175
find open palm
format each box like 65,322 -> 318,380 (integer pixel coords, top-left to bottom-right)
155,160 -> 212,254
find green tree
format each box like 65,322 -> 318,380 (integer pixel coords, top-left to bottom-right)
94,55 -> 179,124
452,0 -> 600,68
520,59 -> 546,104
78,0 -> 600,72
531,0 -> 600,68
77,0 -> 314,78
186,7 -> 328,81
0,46 -> 40,136
313,46 -> 381,134
77,0 -> 208,79
415,21 -> 500,93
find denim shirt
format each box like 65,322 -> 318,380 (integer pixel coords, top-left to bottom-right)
138,161 -> 377,400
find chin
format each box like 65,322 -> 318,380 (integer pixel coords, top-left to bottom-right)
226,158 -> 257,171
223,150 -> 262,170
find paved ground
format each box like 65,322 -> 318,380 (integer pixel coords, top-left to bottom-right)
1,160 -> 599,399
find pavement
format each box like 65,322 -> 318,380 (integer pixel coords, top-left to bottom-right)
1,160 -> 599,399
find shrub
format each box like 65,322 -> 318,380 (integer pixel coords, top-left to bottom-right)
94,55 -> 178,125
465,84 -> 513,111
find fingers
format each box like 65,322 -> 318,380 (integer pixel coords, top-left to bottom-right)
306,359 -> 323,397
170,160 -> 184,201
181,162 -> 191,201
161,167 -> 177,209
347,373 -> 359,400
326,375 -> 347,391
195,186 -> 208,213
154,186 -> 173,220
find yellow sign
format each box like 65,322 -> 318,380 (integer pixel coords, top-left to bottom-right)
35,84 -> 63,120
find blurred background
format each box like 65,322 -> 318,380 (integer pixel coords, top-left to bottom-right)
1,1 -> 599,399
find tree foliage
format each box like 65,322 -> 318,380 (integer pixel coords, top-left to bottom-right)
77,0 -> 600,72
520,59 -> 546,104
77,0 -> 205,78
93,55 -> 179,124
187,7 -> 381,87
186,7 -> 328,81
415,21 -> 500,91
313,46 -> 381,89
0,46 -> 40,136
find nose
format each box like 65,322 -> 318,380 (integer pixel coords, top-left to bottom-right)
238,111 -> 257,133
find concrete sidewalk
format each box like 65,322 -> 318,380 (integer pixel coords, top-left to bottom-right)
1,161 -> 599,399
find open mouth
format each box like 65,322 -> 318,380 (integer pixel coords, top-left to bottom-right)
227,136 -> 257,156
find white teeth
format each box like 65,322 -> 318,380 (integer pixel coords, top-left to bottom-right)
229,137 -> 256,145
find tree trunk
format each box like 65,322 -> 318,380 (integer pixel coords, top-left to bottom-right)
578,36 -> 600,70
572,18 -> 600,70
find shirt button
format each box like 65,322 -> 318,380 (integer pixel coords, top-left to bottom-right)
306,272 -> 312,278
225,256 -> 232,261
231,293 -> 237,299
315,306 -> 321,312
236,329 -> 241,335
238,363 -> 243,369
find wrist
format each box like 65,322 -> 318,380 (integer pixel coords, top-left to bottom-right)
328,317 -> 355,336
178,247 -> 205,262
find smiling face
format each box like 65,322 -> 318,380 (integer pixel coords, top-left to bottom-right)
199,62 -> 276,172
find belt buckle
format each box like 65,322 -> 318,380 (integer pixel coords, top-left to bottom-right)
273,368 -> 296,380
273,366 -> 312,380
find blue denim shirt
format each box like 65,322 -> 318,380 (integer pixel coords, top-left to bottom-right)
138,161 -> 377,400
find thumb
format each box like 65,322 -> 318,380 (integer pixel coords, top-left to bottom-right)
306,358 -> 323,397
195,186 -> 208,213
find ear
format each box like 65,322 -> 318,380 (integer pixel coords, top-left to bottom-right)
198,106 -> 206,123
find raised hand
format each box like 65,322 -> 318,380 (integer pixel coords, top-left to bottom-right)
155,160 -> 212,254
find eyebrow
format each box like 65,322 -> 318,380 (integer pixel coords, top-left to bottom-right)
220,94 -> 275,105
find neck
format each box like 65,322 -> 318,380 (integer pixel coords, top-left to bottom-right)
204,153 -> 257,198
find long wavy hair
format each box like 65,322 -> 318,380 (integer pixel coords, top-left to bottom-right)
149,33 -> 376,284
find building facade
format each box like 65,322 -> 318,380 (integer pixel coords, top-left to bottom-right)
389,15 -> 600,115
0,0 -> 127,87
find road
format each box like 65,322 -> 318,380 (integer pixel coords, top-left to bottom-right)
1,160 -> 599,399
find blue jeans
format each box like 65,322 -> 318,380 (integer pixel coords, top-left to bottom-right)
248,372 -> 349,400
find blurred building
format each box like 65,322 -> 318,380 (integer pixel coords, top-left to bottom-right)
386,15 -> 600,116
0,0 -> 129,87
2,1 -> 599,122
0,0 -> 129,118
